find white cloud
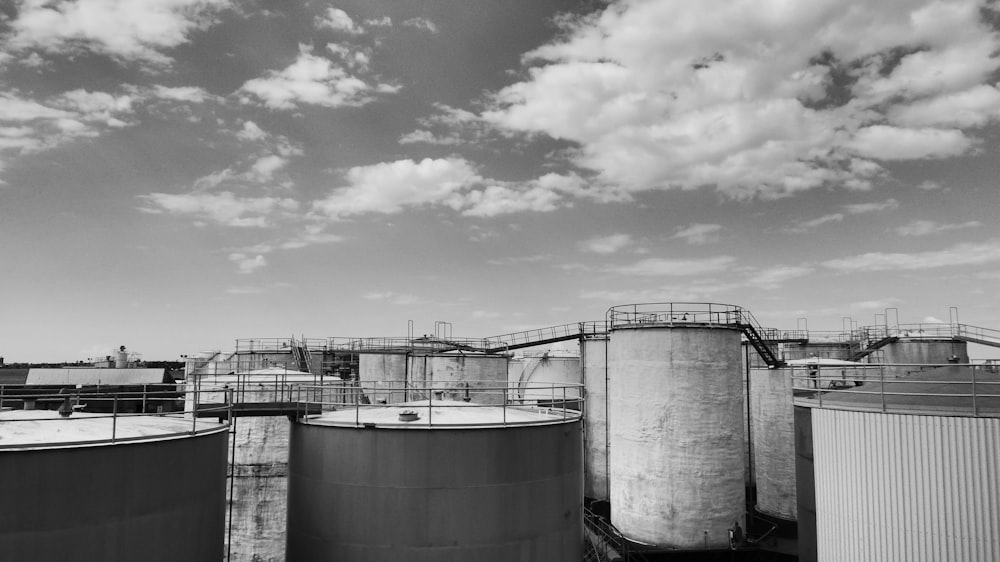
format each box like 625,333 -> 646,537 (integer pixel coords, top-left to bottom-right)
614,256 -> 736,277
402,17 -> 438,33
744,265 -> 814,290
916,180 -> 943,190
849,298 -> 902,311
316,8 -> 363,34
229,252 -> 267,274
7,0 -> 229,65
889,84 -> 1000,128
239,45 -> 394,109
580,233 -> 632,254
895,219 -> 981,236
363,291 -> 424,305
226,286 -> 266,295
249,154 -> 289,180
822,240 -> 1000,271
785,213 -> 844,232
480,0 -> 1000,199
152,85 -> 213,103
673,223 -> 722,244
312,158 -> 582,219
846,125 -> 974,160
0,89 -> 140,165
138,191 -> 299,227
843,198 -> 899,214
236,121 -> 268,142
313,157 -> 481,218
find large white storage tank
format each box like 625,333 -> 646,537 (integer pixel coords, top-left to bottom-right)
750,365 -> 796,521
794,365 -> 1000,562
607,303 -> 746,549
285,396 -> 583,561
0,399 -> 228,560
582,334 -> 609,500
507,351 -> 582,403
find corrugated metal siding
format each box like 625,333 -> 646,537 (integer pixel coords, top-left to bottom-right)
813,409 -> 1000,562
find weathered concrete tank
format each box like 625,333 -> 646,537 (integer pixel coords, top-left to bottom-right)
508,353 -> 582,403
581,335 -> 609,500
607,304 -> 746,549
750,366 -> 797,521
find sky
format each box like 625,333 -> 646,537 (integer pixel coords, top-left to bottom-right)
2,0 -> 1000,362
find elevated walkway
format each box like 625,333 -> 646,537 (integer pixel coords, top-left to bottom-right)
483,322 -> 607,354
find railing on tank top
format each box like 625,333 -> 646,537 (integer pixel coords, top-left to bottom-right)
789,362 -> 1000,417
0,384 -> 231,448
290,380 -> 584,428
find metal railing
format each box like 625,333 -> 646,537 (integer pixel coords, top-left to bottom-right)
290,380 -> 584,428
608,302 -> 745,327
234,337 -> 327,353
584,506 -> 648,562
790,363 -> 1000,418
483,321 -> 607,352
861,322 -> 1000,346
0,385 -> 231,449
326,336 -> 493,353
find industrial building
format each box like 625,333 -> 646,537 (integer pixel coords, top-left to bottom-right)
2,304 -> 999,561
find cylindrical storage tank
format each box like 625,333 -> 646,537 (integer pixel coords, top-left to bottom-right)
750,366 -> 796,521
115,347 -> 128,368
879,337 -> 969,377
407,353 -> 509,404
581,335 -> 609,500
608,306 -> 745,549
286,402 -> 583,561
0,410 -> 228,560
508,353 -> 582,403
358,353 -> 409,403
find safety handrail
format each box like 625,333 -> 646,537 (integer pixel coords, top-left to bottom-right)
790,363 -> 1000,418
0,385 -> 231,449
291,380 -> 584,428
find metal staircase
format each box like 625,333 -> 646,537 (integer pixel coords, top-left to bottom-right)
847,336 -> 898,362
290,337 -> 312,373
735,310 -> 784,367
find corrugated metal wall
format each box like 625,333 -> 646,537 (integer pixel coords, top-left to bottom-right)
813,409 -> 1000,561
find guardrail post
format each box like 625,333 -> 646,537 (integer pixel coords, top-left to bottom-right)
112,395 -> 118,443
971,364 -> 978,417
880,365 -> 886,413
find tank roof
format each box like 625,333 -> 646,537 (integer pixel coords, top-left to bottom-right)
795,365 -> 1000,417
0,410 -> 226,449
303,399 -> 580,429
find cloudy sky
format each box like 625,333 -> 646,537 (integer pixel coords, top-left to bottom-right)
2,0 -> 1000,362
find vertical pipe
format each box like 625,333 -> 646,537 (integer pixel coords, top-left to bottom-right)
745,342 -> 753,505
112,395 -> 118,443
227,406 -> 236,562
